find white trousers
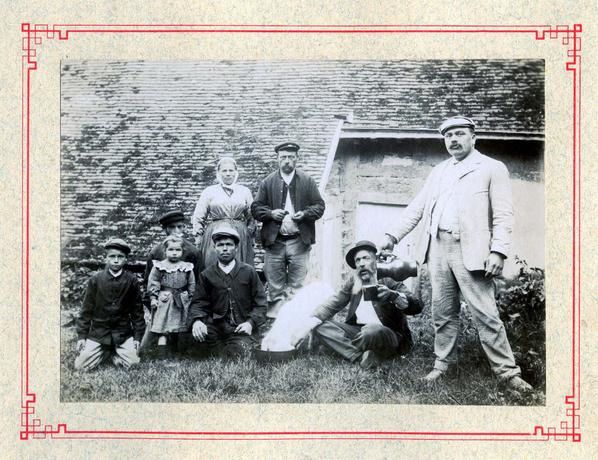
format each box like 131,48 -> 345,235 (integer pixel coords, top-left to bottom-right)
74,337 -> 140,371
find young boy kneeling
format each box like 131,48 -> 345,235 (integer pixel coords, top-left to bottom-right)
74,238 -> 146,370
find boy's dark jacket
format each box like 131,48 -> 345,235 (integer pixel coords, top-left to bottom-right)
76,268 -> 146,345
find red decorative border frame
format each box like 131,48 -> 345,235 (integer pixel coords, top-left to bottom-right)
20,23 -> 582,442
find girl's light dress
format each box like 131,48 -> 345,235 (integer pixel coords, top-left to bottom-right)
147,260 -> 196,334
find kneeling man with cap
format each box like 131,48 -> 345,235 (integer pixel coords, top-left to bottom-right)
188,224 -> 267,357
292,240 -> 422,369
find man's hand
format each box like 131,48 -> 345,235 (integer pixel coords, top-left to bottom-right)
376,285 -> 396,302
291,211 -> 305,221
234,321 -> 253,335
271,209 -> 287,222
150,298 -> 159,310
289,317 -> 322,348
484,252 -> 505,278
133,340 -> 140,355
192,320 -> 208,341
76,339 -> 86,352
380,233 -> 397,252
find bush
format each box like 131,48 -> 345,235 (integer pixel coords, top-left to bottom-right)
496,257 -> 545,388
61,265 -> 95,309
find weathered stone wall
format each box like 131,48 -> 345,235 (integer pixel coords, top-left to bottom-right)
323,137 -> 544,286
61,60 -> 544,268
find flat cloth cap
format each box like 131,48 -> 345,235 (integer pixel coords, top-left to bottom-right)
211,223 -> 240,244
439,116 -> 476,135
158,210 -> 186,227
345,240 -> 378,269
104,238 -> 131,255
274,142 -> 300,153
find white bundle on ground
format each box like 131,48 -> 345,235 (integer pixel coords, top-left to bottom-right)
261,282 -> 334,351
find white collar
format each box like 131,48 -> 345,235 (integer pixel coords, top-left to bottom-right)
280,169 -> 296,184
218,259 -> 236,274
109,269 -> 123,278
451,148 -> 479,166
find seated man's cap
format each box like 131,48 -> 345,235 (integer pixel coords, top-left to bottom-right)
158,210 -> 186,227
274,142 -> 300,153
439,116 -> 476,135
211,223 -> 241,244
345,240 -> 378,269
104,238 -> 131,255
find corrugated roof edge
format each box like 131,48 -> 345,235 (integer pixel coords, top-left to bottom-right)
341,127 -> 544,141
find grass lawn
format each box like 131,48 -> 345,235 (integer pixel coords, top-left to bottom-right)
60,308 -> 545,406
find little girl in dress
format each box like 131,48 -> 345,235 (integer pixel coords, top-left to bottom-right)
147,235 -> 196,357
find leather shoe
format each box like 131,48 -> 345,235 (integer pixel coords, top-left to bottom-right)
506,376 -> 533,393
359,350 -> 381,369
422,368 -> 445,383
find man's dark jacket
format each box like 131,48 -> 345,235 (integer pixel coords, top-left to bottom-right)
188,262 -> 267,330
313,277 -> 423,354
251,169 -> 325,247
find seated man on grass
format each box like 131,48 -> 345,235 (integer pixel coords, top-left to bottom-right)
74,238 -> 146,371
292,240 -> 422,369
188,224 -> 267,357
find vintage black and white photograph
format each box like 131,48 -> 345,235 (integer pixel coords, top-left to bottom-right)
60,59 -> 545,405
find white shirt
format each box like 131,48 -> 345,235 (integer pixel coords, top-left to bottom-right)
280,169 -> 296,185
355,297 -> 383,326
279,170 -> 300,235
218,260 -> 236,274
431,155 -> 471,236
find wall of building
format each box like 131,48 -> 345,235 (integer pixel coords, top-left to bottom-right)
60,60 -> 544,266
320,137 -> 545,288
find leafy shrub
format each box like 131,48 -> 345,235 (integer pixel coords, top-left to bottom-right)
496,257 -> 545,388
61,265 -> 95,309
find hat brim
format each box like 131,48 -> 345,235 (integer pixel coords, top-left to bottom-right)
345,243 -> 377,268
212,233 -> 240,244
274,142 -> 300,153
104,244 -> 131,255
440,124 -> 475,135
159,216 -> 186,226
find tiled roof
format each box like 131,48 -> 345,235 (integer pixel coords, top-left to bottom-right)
61,59 -> 544,262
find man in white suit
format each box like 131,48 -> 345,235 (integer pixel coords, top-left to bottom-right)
383,116 -> 532,393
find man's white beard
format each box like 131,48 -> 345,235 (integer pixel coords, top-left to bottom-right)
352,270 -> 376,295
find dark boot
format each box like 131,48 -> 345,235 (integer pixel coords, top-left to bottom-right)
156,344 -> 168,359
168,333 -> 179,354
